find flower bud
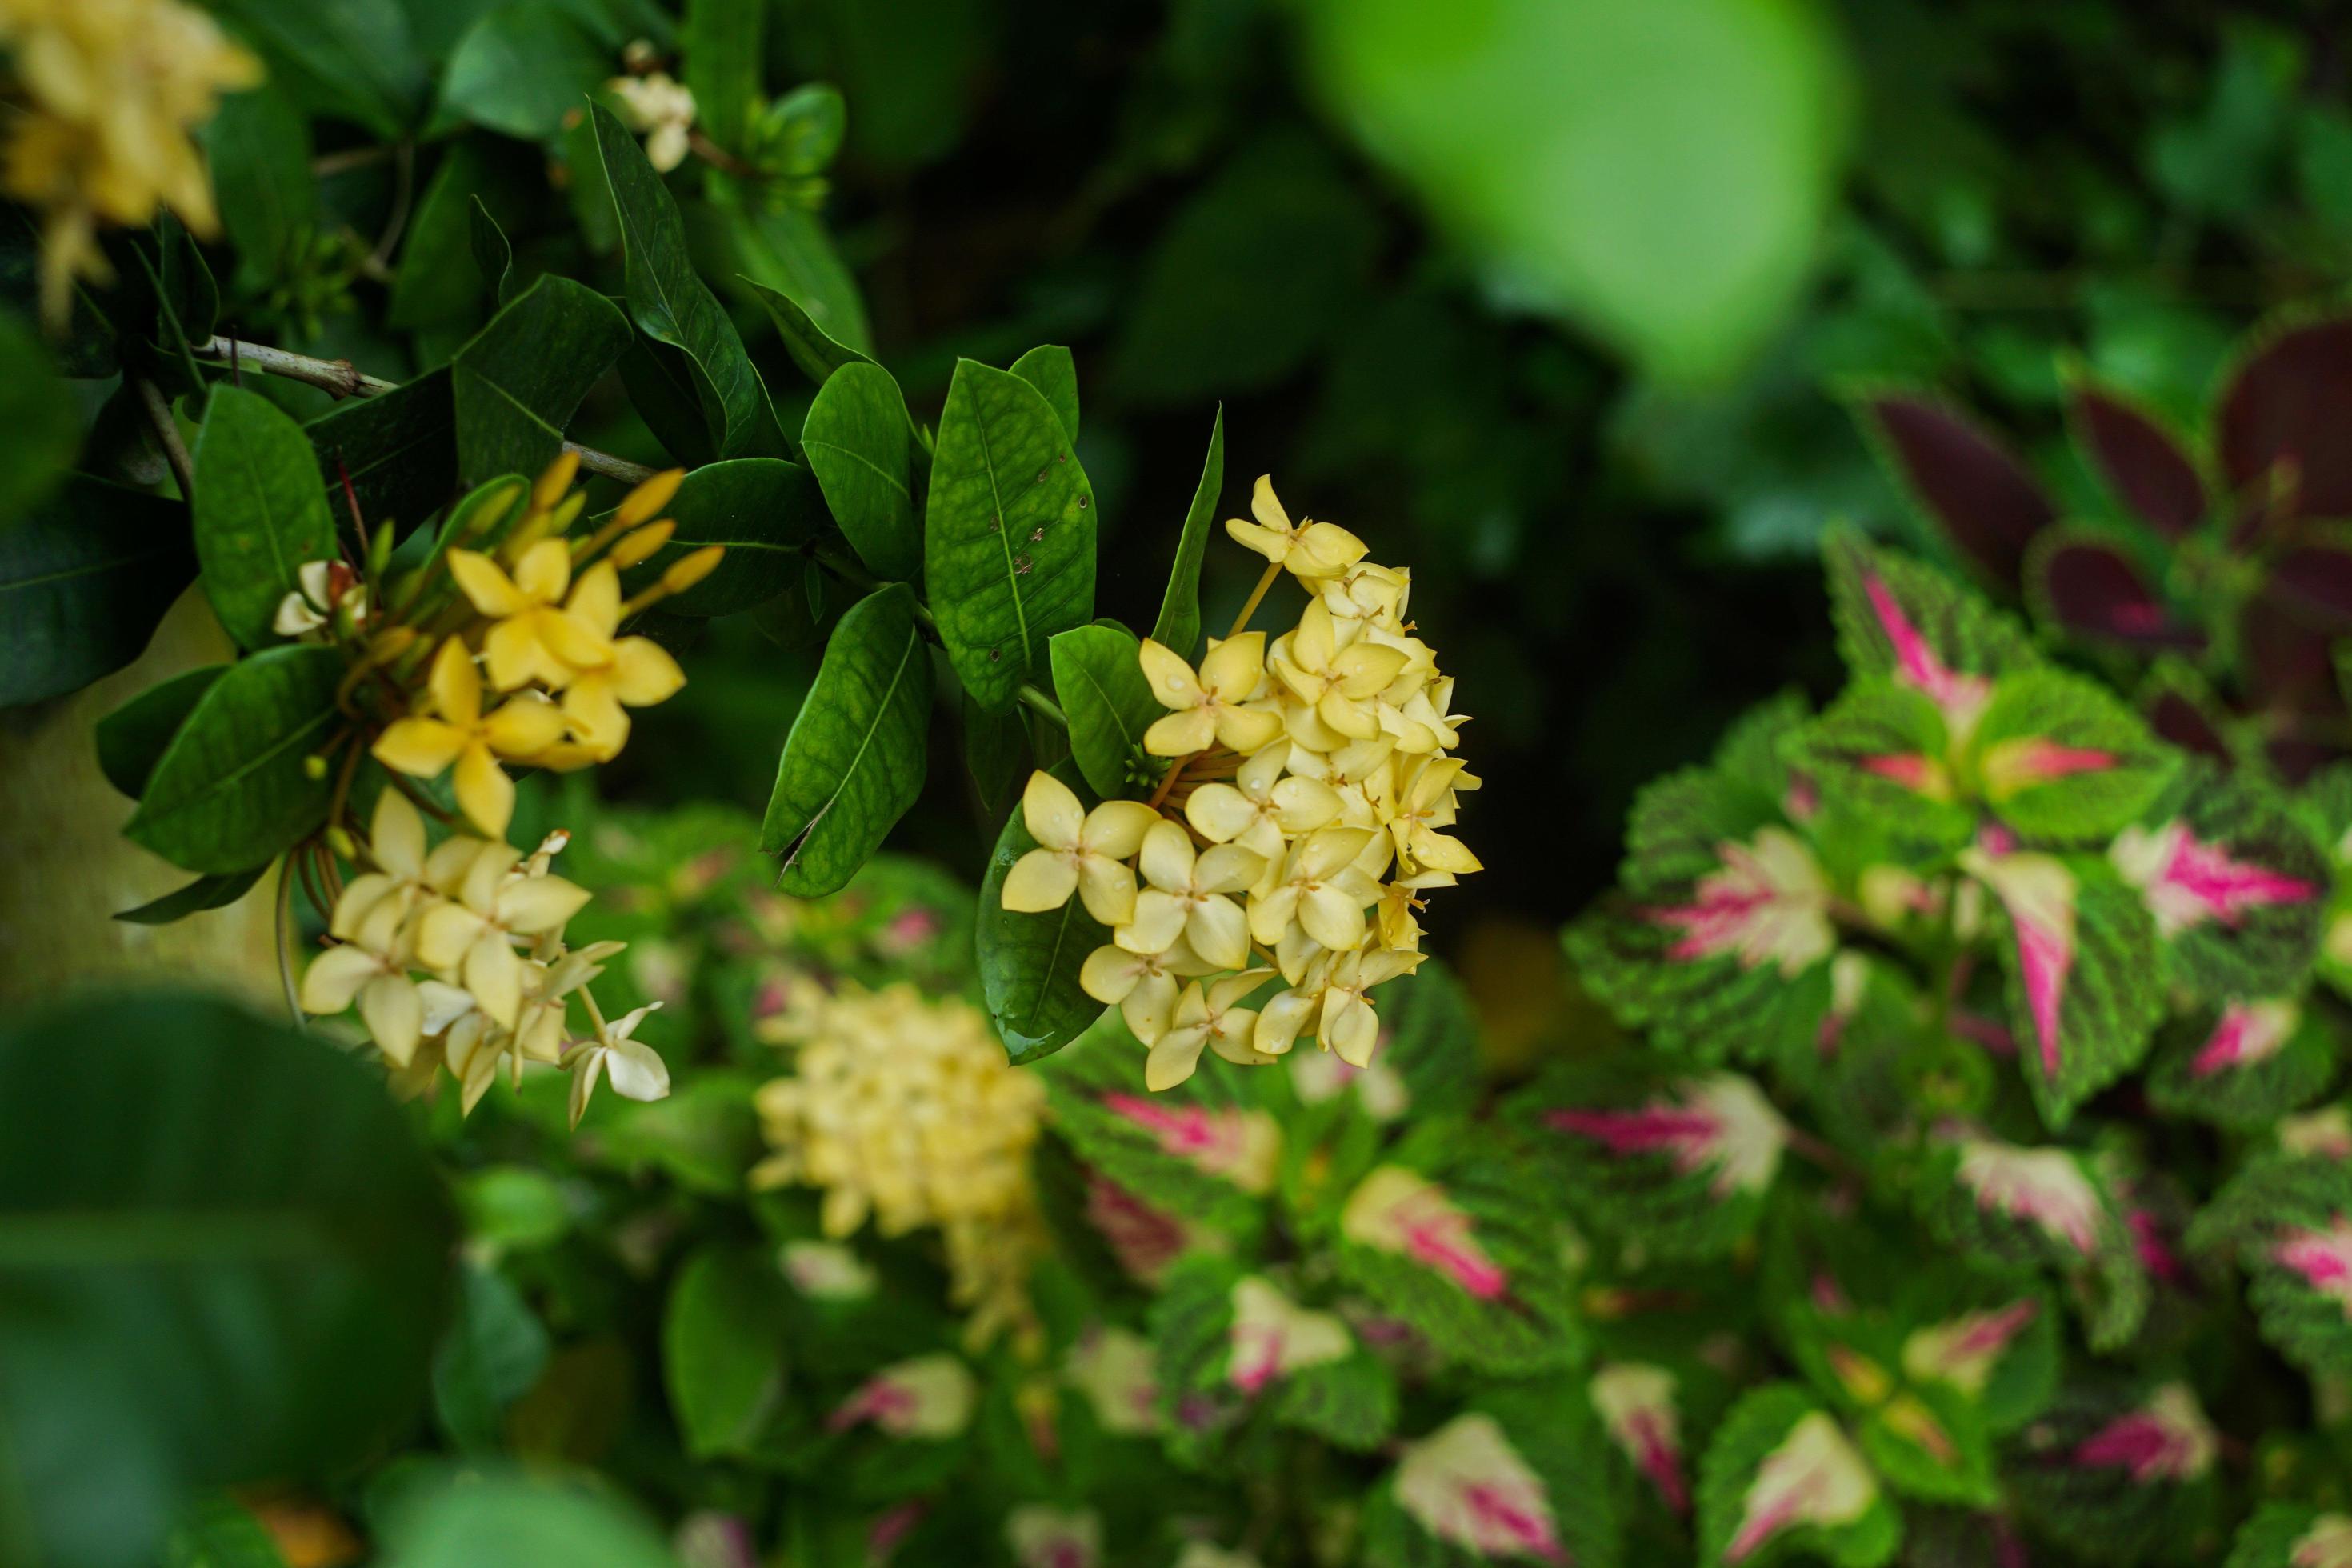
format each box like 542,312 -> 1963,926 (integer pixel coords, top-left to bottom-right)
662,545 -> 726,593
532,449 -> 581,514
326,825 -> 358,859
616,467 -> 686,529
610,520 -> 674,568
303,753 -> 330,780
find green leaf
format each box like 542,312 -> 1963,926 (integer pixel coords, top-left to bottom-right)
1009,345 -> 1079,441
662,1242 -> 792,1459
453,1166 -> 573,1252
800,362 -> 918,580
1968,668 -> 2178,843
2004,1378 -> 2223,1563
758,583 -> 932,896
1037,1011 -> 1270,1226
755,82 -> 846,176
97,667 -> 226,798
202,86 -> 314,290
305,369 -> 458,535
2190,1154 -> 2352,1377
2132,762 -> 2329,1002
961,692 -> 1024,813
124,645 -> 344,874
114,866 -> 271,926
1788,681 -> 1977,850
469,197 -> 514,306
0,306 -> 78,524
1696,1386 -> 1898,1568
451,274 -> 630,485
1302,0 -> 1845,382
378,1474 -> 681,1568
978,762 -> 1110,1062
1823,527 -> 2037,693
2148,1000 -> 2334,1130
590,102 -> 788,461
710,186 -> 874,366
206,0 -> 425,141
390,141 -> 524,330
438,5 -> 607,142
0,476 -> 195,706
1978,858 -> 2164,1130
431,1261 -> 550,1452
615,457 -> 824,616
1049,623 -> 1158,800
166,1494 -> 290,1568
2227,1503 -> 2352,1568
191,386 -> 338,651
924,358 -> 1096,711
682,0 -> 763,156
1150,406 -> 1223,660
1361,1384 -> 1622,1568
745,278 -> 873,386
0,991 -> 451,1568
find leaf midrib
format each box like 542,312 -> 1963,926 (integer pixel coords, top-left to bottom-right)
780,614 -> 920,876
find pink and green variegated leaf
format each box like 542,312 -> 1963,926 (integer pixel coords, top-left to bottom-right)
2113,762 -> 2326,1000
1891,1270 -> 2059,1434
1710,689 -> 1818,822
1965,850 -> 2164,1130
2147,999 -> 2334,1130
2224,1503 -> 2352,1568
1038,1011 -> 1277,1239
2215,310 -> 2352,527
1773,1303 -> 1998,1507
2024,529 -> 2204,654
1507,1061 -> 1788,1259
1847,392 -> 2058,590
1893,1510 -> 2036,1568
1361,1383 -> 1624,1568
1823,529 -> 2038,709
2188,1154 -> 2352,1377
1333,1150 -> 1584,1377
1788,682 -> 1977,850
1696,1384 -> 1899,1568
1620,766 -> 1794,894
2064,374 -> 2210,541
2003,1379 -> 2224,1565
1966,667 -> 2180,844
1914,1133 -> 2148,1352
1144,1255 -> 1396,1467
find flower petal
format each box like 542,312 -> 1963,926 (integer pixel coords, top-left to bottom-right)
1078,856 -> 1140,926
359,973 -> 423,1066
453,742 -> 515,837
1021,770 -> 1086,851
1002,848 -> 1081,912
299,943 -> 378,1014
1145,1027 -> 1210,1092
447,549 -> 527,617
372,717 -> 466,779
1138,639 -> 1206,710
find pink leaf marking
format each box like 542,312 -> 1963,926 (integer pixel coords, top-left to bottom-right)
829,1379 -> 913,1433
1949,1298 -> 2040,1362
1465,1486 -> 1569,1565
2071,1386 -> 2214,1484
2274,1214 -> 2352,1316
2128,1210 -> 2186,1286
1993,738 -> 2116,785
2190,1001 -> 2297,1078
1864,572 -> 1992,729
1626,1413 -> 1689,1514
2162,833 -> 2318,923
2014,914 -> 2073,1081
867,1504 -> 927,1562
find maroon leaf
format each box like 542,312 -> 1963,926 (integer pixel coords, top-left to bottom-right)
2264,545 -> 2352,634
2216,314 -> 2352,524
2028,533 -> 2202,653
1854,389 -> 2058,589
2066,379 -> 2206,540
2137,670 -> 2230,762
2240,606 -> 2338,707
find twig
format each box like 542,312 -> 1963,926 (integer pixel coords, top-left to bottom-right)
566,442 -> 656,484
194,335 -> 395,400
134,377 -> 195,496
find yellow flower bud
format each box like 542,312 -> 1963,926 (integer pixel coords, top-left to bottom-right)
662,545 -> 726,594
616,468 -> 686,529
610,520 -> 675,568
532,450 -> 581,513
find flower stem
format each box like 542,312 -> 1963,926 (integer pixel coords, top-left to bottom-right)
1227,562 -> 1282,639
134,377 -> 195,497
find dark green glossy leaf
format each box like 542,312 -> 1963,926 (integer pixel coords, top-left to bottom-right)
590,102 -> 788,460
682,0 -> 763,157
191,386 -> 338,651
97,666 -> 226,798
306,370 -> 458,534
113,866 -> 271,926
745,278 -> 871,386
1050,622 -> 1157,800
451,274 -> 630,484
0,476 -> 194,706
1009,344 -> 1078,441
206,0 -> 426,141
469,197 -> 514,306
389,140 -> 526,330
202,86 -> 314,289
962,691 -> 1023,813
1150,405 -> 1222,659
758,583 -> 932,896
438,5 -> 607,142
924,358 -> 1095,711
977,760 -> 1107,1063
616,458 -> 824,616
124,645 -> 345,874
0,990 -> 451,1568
662,1242 -> 791,1459
800,361 -> 917,580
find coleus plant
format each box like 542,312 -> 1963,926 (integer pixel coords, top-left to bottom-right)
1852,309 -> 2352,783
1564,526 -> 2352,1565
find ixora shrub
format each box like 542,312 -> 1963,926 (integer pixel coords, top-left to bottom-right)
1562,360 -> 2352,1563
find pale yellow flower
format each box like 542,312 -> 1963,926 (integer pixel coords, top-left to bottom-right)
607,70 -> 696,172
1078,937 -> 1215,1046
1139,634 -> 1285,757
372,638 -> 566,836
550,559 -> 686,758
1224,474 -> 1367,582
1182,742 -> 1342,862
1120,821 -> 1262,969
1146,970 -> 1279,1090
1000,770 -> 1159,924
413,842 -> 592,1027
1247,826 -> 1378,953
561,1000 -> 670,1126
299,915 -> 425,1066
1270,600 -> 1412,742
447,538 -> 613,691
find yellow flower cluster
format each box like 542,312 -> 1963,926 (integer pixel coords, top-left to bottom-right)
370,455 -> 710,839
1004,477 -> 1477,1091
298,788 -> 668,1122
0,0 -> 258,321
752,982 -> 1049,1353
293,457 -> 715,1121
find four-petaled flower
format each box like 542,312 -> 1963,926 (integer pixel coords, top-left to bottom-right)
1139,634 -> 1286,757
560,1000 -> 671,1127
373,638 -> 566,836
1225,474 -> 1367,582
1001,771 -> 1159,924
